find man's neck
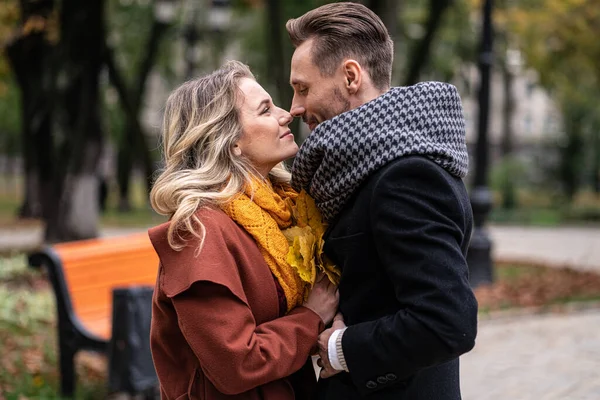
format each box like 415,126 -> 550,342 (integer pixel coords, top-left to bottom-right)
351,86 -> 390,109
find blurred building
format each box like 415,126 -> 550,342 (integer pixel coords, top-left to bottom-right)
459,49 -> 562,158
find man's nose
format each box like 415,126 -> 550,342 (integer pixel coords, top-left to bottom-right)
290,95 -> 305,117
278,109 -> 293,126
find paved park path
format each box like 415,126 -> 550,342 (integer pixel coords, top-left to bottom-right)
2,224 -> 600,398
490,225 -> 600,273
460,307 -> 600,399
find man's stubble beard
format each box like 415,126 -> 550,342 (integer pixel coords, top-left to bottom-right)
331,86 -> 352,118
304,87 -> 352,129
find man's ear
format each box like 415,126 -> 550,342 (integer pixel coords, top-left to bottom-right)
343,60 -> 362,95
232,144 -> 242,156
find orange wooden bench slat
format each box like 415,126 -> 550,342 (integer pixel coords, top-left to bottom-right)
51,232 -> 160,342
63,256 -> 159,285
79,314 -> 111,340
68,271 -> 159,292
54,234 -> 153,261
69,277 -> 156,319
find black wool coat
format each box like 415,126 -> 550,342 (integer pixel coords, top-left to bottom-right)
316,155 -> 478,400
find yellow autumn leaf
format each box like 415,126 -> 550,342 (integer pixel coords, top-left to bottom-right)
295,190 -> 326,237
282,225 -> 310,245
322,268 -> 340,286
283,190 -> 341,286
319,252 -> 340,286
286,232 -> 317,285
295,190 -> 309,227
283,196 -> 297,221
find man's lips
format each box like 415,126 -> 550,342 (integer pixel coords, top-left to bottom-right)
300,115 -> 319,130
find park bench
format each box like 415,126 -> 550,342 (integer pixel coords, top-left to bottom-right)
28,232 -> 159,397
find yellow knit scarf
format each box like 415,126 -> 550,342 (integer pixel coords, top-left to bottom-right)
222,178 -> 307,313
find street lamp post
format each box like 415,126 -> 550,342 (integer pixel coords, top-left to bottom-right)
468,0 -> 495,287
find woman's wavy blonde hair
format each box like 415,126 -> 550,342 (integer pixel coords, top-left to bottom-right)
150,61 -> 292,251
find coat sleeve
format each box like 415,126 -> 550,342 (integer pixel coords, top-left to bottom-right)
171,281 -> 322,395
342,157 -> 478,393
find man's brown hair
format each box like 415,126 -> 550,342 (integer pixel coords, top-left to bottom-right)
286,2 -> 393,91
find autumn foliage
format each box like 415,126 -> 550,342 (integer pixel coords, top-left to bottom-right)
283,190 -> 340,286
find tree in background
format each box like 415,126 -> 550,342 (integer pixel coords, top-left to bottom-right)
0,0 -> 180,241
43,0 -> 107,242
4,0 -> 554,241
0,2 -> 21,181
3,0 -> 56,219
105,0 -> 177,212
402,0 -> 454,86
2,0 -> 106,242
506,0 -> 600,199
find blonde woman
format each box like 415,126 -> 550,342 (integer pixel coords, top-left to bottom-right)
148,61 -> 338,400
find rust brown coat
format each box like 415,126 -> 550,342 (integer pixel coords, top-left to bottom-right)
148,207 -> 323,400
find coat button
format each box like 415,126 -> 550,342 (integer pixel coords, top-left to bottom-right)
385,373 -> 398,381
377,376 -> 388,384
366,380 -> 377,389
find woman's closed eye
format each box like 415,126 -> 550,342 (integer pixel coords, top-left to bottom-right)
261,106 -> 271,115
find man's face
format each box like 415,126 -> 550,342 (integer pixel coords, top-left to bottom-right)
290,39 -> 351,131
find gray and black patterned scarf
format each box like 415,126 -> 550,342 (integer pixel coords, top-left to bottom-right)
291,81 -> 469,221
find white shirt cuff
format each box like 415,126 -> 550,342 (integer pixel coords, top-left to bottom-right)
327,327 -> 348,371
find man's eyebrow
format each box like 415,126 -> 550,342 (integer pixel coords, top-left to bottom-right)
290,78 -> 305,86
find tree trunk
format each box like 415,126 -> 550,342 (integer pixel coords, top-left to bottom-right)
559,108 -> 585,202
132,10 -> 168,195
117,121 -> 135,212
45,0 -> 106,242
501,65 -> 514,156
107,6 -> 171,209
17,86 -> 41,219
18,171 -> 42,218
5,0 -> 56,219
364,0 -> 402,86
367,0 -> 399,41
403,0 -> 452,86
592,121 -> 600,194
500,61 -> 517,209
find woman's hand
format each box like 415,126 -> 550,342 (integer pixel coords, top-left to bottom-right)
303,273 -> 339,325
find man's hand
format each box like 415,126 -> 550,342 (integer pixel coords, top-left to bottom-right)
316,312 -> 347,379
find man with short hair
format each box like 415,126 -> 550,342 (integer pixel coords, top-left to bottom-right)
286,3 -> 478,399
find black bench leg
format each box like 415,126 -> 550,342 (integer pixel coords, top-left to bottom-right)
60,345 -> 76,397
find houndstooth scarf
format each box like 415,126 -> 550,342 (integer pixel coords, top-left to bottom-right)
291,81 -> 469,221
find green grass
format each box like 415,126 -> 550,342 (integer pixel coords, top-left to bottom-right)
488,189 -> 600,227
0,194 -> 21,225
489,208 -> 563,226
0,256 -> 106,399
489,206 -> 600,227
100,206 -> 166,228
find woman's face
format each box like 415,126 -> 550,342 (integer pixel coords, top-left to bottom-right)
235,78 -> 298,176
